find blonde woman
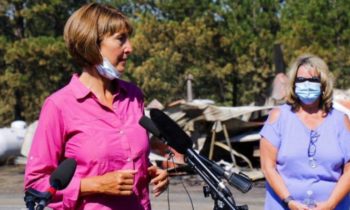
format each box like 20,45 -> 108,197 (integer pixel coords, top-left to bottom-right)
24,3 -> 168,210
260,54 -> 350,210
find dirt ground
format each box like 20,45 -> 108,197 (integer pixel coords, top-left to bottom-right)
0,165 -> 265,210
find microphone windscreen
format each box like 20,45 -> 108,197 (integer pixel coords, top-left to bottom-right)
150,109 -> 193,154
228,172 -> 252,193
139,116 -> 161,137
50,158 -> 77,190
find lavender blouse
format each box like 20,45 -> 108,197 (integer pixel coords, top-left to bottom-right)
260,104 -> 350,210
24,75 -> 151,210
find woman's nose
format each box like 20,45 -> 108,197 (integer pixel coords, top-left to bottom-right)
124,39 -> 132,54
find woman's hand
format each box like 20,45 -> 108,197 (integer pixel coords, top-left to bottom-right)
312,201 -> 334,210
148,165 -> 169,197
288,200 -> 310,210
81,170 -> 136,196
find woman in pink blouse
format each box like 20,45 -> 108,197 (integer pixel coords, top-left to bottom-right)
24,3 -> 168,210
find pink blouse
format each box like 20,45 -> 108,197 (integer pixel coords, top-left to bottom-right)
24,74 -> 151,210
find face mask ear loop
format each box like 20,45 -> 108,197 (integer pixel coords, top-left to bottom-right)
96,57 -> 122,80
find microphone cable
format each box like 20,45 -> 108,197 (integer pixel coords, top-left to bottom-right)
167,152 -> 194,210
166,153 -> 172,210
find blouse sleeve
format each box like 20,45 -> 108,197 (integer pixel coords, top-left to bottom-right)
339,115 -> 350,164
259,109 -> 282,149
24,98 -> 80,209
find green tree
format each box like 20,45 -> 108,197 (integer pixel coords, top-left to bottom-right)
127,0 -> 282,106
215,0 -> 281,105
128,1 -> 231,104
2,0 -> 350,127
2,37 -> 74,124
0,0 -> 88,126
279,0 -> 350,89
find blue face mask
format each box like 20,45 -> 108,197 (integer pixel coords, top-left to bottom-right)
96,57 -> 121,80
295,81 -> 321,105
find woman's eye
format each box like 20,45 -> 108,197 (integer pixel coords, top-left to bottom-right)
116,35 -> 127,43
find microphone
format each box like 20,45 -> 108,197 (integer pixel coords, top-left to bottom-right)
143,109 -> 252,193
139,116 -> 162,139
49,158 -> 77,190
144,110 -> 240,209
25,158 -> 77,210
149,109 -> 193,154
198,155 -> 252,193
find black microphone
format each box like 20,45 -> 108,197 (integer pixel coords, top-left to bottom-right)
149,109 -> 193,154
140,111 -> 241,209
146,109 -> 252,193
139,116 -> 162,139
25,158 -> 77,210
38,158 -> 77,209
198,155 -> 252,193
49,158 -> 77,190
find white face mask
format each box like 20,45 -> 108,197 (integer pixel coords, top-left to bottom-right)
96,57 -> 122,80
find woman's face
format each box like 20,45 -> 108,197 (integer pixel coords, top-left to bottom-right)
100,31 -> 132,73
294,64 -> 322,105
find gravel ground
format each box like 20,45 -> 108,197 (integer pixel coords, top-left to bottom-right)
0,165 -> 265,210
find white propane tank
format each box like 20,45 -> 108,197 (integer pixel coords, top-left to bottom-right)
21,120 -> 38,158
0,120 -> 27,161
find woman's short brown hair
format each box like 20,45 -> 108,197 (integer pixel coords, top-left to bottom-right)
64,3 -> 133,69
286,54 -> 334,114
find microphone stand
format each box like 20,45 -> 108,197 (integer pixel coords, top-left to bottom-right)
138,113 -> 248,209
185,149 -> 248,210
24,188 -> 52,210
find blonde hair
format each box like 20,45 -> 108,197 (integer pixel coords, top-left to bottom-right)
64,3 -> 133,68
286,54 -> 334,114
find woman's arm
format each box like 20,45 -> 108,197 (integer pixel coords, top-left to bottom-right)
260,108 -> 291,202
260,139 -> 309,210
24,99 -> 81,209
260,108 -> 309,210
80,170 -> 136,197
314,116 -> 350,210
260,138 -> 290,200
314,162 -> 350,210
